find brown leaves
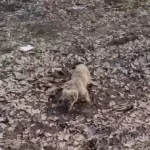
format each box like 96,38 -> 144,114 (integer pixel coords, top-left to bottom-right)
0,0 -> 150,150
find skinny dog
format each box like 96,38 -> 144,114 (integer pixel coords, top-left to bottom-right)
61,64 -> 91,111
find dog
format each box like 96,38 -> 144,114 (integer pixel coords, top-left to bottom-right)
60,64 -> 91,111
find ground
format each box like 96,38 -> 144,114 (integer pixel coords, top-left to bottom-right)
0,0 -> 150,150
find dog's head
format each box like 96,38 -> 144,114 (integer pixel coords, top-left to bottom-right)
60,88 -> 78,104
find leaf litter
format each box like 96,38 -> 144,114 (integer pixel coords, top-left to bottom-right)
0,0 -> 150,150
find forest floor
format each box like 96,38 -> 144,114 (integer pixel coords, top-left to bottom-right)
0,0 -> 150,150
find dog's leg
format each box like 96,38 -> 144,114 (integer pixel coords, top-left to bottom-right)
85,89 -> 91,104
69,100 -> 76,112
69,93 -> 78,112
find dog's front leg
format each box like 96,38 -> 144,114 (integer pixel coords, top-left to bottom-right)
69,93 -> 78,112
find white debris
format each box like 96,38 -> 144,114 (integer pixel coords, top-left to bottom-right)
19,45 -> 34,52
71,6 -> 86,10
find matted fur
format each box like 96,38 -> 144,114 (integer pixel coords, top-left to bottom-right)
61,64 -> 91,111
